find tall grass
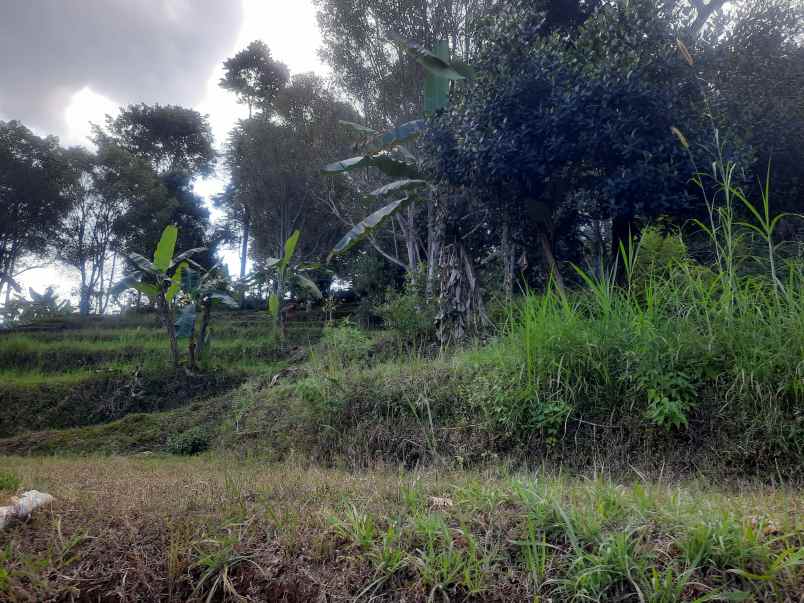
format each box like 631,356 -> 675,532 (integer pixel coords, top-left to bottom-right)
500,157 -> 804,467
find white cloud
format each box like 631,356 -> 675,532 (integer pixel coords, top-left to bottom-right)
63,87 -> 120,147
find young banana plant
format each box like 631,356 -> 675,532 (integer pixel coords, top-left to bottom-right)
322,39 -> 472,261
175,264 -> 239,369
248,230 -> 323,342
113,225 -> 206,368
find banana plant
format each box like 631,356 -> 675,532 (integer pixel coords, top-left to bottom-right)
323,39 -> 471,261
113,224 -> 206,368
175,264 -> 239,369
247,230 -> 322,342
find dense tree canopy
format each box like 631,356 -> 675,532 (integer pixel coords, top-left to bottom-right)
0,120 -> 73,302
103,104 -> 216,178
219,40 -> 290,118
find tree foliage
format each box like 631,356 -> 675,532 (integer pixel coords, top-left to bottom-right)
0,120 -> 73,302
219,40 -> 290,118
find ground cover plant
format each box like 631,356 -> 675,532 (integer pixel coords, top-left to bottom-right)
0,456 -> 801,602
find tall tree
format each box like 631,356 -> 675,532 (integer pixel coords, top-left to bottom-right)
104,104 -> 216,178
219,41 -> 290,283
224,74 -> 356,281
220,40 -> 290,119
0,120 -> 73,304
98,104 -> 215,261
56,148 -> 124,315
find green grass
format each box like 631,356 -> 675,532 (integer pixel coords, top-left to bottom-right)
0,456 -> 800,601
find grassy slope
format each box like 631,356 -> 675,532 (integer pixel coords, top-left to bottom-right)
1,456 -> 801,601
0,312 -> 321,438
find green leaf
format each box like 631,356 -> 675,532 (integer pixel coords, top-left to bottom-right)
328,196 -> 415,261
294,273 -> 323,299
169,247 -> 207,271
296,262 -> 322,271
425,40 -> 451,114
165,262 -> 187,303
338,120 -> 377,135
207,291 -> 239,308
323,154 -> 419,179
175,304 -> 196,338
267,294 -> 279,318
322,155 -> 370,174
126,252 -> 158,275
132,282 -> 160,297
371,179 -> 428,197
364,120 -> 426,154
181,265 -> 201,295
154,225 -> 178,271
279,230 -> 301,273
394,37 -> 466,81
111,275 -> 141,296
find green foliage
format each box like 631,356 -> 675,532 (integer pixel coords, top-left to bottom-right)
113,224 -> 206,367
0,287 -> 73,325
318,320 -> 372,368
630,226 -> 689,292
324,39 -> 470,264
0,470 -> 20,493
166,426 -> 209,456
376,270 -> 436,346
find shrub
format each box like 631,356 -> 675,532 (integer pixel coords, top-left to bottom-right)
376,269 -> 436,346
166,426 -> 209,455
318,320 -> 372,368
0,471 -> 21,493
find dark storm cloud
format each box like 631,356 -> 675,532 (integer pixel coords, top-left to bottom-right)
0,0 -> 243,137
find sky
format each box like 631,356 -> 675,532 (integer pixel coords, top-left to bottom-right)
0,0 -> 326,300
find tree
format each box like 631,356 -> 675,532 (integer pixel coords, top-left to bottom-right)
697,0 -> 804,218
0,120 -> 73,304
220,40 -> 290,119
104,104 -> 216,178
315,0 -> 495,294
56,148 -> 123,315
223,73 -> 356,293
114,225 -> 205,368
219,41 -> 290,288
424,0 -> 733,291
97,105 -> 216,266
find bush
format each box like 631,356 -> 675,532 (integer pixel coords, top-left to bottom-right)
318,320 -> 372,368
376,270 -> 436,346
166,426 -> 209,455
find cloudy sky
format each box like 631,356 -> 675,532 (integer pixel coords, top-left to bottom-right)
0,0 -> 326,297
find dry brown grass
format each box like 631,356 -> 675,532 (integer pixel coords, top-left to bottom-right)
0,455 -> 802,602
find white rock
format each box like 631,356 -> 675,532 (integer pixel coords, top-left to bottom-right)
0,490 -> 54,529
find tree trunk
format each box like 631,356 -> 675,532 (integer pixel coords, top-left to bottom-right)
156,294 -> 179,368
239,206 -> 250,308
501,216 -> 515,302
196,301 -> 211,360
436,242 -> 490,344
79,267 -> 91,317
426,192 -> 445,301
539,229 -> 565,292
101,253 -> 117,314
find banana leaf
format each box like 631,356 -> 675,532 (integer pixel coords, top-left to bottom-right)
371,179 -> 428,197
153,225 -> 178,272
175,304 -> 196,338
328,196 -> 414,260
